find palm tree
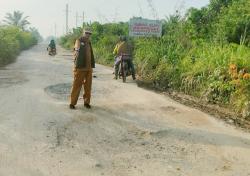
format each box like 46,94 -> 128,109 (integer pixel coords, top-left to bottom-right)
3,11 -> 30,30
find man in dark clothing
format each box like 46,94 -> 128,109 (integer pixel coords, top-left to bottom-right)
69,27 -> 95,109
47,39 -> 56,55
48,40 -> 56,49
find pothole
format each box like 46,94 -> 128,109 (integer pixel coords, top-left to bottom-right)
45,83 -> 71,100
45,83 -> 112,100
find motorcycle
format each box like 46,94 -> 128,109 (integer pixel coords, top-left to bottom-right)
47,47 -> 57,56
118,54 -> 132,83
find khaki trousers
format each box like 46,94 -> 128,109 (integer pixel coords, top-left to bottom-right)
70,68 -> 92,105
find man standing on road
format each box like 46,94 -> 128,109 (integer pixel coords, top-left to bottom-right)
69,27 -> 95,109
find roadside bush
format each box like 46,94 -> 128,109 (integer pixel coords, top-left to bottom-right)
0,26 -> 37,65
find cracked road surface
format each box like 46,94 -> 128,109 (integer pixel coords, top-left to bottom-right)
1,44 -> 250,176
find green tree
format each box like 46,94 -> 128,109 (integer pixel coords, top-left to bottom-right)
3,11 -> 30,30
213,0 -> 250,45
29,27 -> 43,42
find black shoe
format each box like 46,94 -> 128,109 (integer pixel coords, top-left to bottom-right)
69,104 -> 76,109
84,104 -> 91,109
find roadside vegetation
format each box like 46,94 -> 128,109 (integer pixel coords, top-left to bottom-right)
60,0 -> 250,120
0,11 -> 41,65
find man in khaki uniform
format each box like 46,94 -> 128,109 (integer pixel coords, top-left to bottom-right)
70,28 -> 95,109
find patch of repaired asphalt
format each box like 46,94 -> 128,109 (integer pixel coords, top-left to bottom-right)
44,83 -> 71,100
44,83 -> 113,100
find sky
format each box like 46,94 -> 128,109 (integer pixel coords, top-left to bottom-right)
0,0 -> 209,38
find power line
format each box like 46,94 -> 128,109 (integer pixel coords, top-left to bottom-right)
75,12 -> 85,28
54,23 -> 57,38
146,0 -> 159,20
63,4 -> 72,34
95,8 -> 110,23
137,0 -> 144,17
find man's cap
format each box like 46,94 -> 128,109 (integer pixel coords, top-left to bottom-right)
84,27 -> 92,34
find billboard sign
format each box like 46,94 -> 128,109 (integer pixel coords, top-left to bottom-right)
129,18 -> 162,37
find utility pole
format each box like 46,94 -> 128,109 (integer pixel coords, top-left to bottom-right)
54,23 -> 57,38
82,12 -> 85,25
76,12 -> 78,28
66,4 -> 69,34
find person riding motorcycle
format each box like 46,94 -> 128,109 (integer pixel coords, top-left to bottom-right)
113,37 -> 123,74
113,36 -> 136,80
47,39 -> 56,55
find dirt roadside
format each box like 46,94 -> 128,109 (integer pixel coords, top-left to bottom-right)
137,80 -> 250,131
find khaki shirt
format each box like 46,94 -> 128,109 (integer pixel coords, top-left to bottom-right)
117,42 -> 131,56
113,42 -> 121,55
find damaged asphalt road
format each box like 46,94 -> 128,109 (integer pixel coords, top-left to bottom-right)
1,44 -> 250,176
